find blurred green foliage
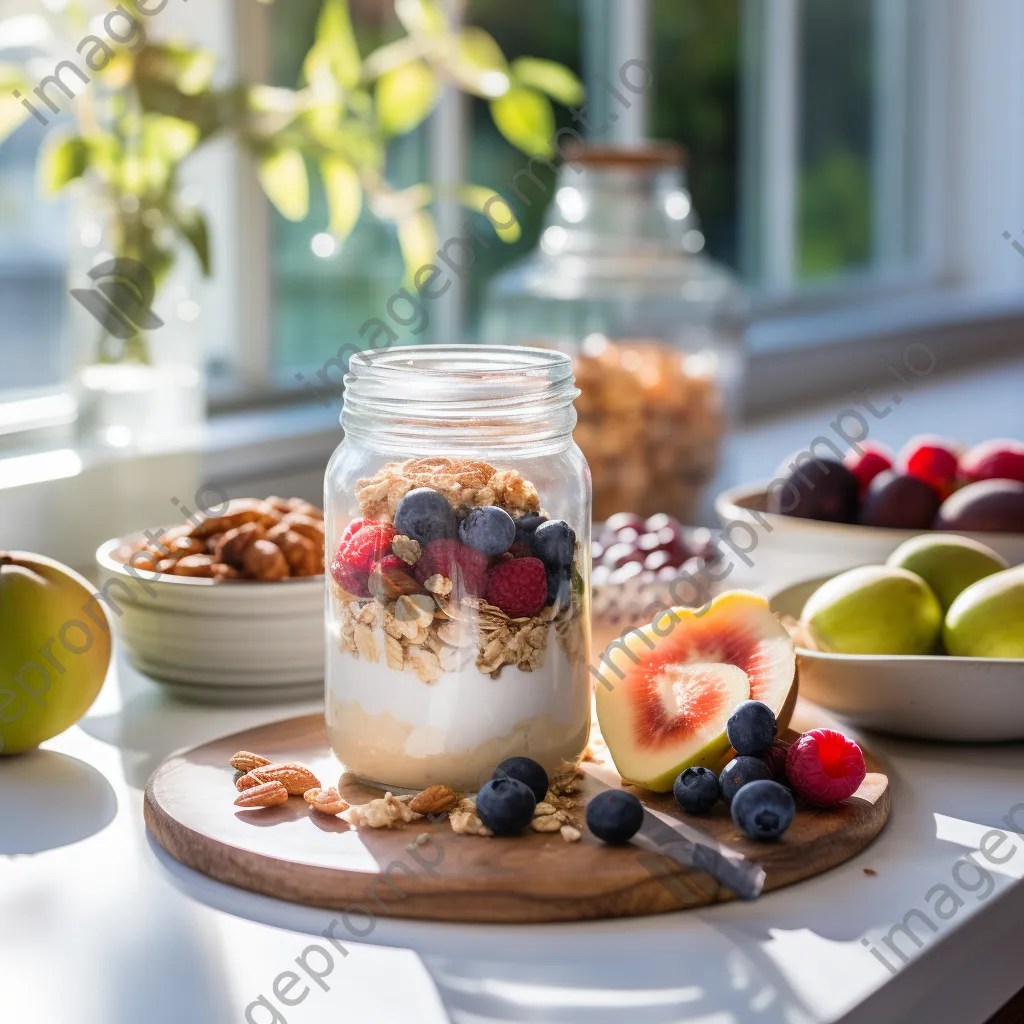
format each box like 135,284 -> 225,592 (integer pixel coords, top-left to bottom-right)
0,0 -> 578,363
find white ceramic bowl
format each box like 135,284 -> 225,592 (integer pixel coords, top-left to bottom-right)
96,535 -> 324,703
769,574 -> 1024,742
716,482 -> 1024,585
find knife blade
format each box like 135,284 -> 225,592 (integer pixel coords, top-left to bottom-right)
632,809 -> 766,901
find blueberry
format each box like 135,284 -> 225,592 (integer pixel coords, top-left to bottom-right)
585,790 -> 644,844
546,566 -> 571,608
394,488 -> 457,545
475,777 -> 537,835
530,519 -> 576,569
673,766 -> 720,815
730,780 -> 795,841
719,755 -> 773,806
494,756 -> 549,802
459,505 -> 515,556
726,700 -> 777,757
513,512 -> 548,544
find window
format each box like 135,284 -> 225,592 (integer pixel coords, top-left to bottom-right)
0,0 -> 1021,427
269,0 -> 425,375
266,0 -> 583,372
741,0 -> 943,296
0,104 -> 68,396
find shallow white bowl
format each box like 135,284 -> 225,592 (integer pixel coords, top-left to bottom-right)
96,535 -> 324,702
769,574 -> 1024,742
716,482 -> 1024,583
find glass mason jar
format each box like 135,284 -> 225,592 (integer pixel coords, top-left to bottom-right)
325,345 -> 592,792
482,143 -> 745,524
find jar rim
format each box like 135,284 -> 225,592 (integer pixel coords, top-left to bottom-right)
347,344 -> 573,383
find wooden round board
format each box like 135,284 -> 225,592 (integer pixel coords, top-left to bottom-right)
144,710 -> 890,923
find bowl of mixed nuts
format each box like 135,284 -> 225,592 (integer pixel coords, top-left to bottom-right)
95,497 -> 326,701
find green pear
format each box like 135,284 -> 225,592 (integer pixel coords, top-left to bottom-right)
801,565 -> 943,655
0,553 -> 111,755
944,565 -> 1024,659
887,533 -> 1008,611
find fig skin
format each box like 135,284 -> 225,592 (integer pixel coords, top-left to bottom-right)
934,480 -> 1024,533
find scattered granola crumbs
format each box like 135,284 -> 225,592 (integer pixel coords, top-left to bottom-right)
530,814 -> 563,833
449,797 -> 493,836
560,825 -> 582,843
341,792 -> 424,829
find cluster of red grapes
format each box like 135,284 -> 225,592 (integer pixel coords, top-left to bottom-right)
592,512 -> 719,588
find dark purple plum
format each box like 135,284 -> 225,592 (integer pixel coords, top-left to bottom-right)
934,480 -> 1024,533
767,457 -> 860,523
859,471 -> 941,530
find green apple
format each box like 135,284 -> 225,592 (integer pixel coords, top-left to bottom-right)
0,552 -> 112,755
801,565 -> 943,655
886,533 -> 1008,611
944,565 -> 1024,659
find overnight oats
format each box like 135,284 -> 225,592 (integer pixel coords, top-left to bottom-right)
325,347 -> 591,792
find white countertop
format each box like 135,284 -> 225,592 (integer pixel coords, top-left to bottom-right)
3,653 -> 1023,1024
4,353 -> 1024,1024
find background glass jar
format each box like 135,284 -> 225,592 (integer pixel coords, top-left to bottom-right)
325,345 -> 591,793
482,143 -> 745,525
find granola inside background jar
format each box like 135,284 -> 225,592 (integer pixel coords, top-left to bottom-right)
481,143 -> 745,523
325,346 -> 591,792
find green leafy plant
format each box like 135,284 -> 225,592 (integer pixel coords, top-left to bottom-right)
0,0 -> 581,363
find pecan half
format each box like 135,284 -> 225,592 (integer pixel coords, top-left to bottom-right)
234,781 -> 288,808
251,762 -> 321,795
408,784 -> 459,815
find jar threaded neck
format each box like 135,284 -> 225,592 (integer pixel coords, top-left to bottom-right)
341,345 -> 579,455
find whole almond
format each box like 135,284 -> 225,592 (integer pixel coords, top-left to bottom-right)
408,784 -> 459,815
251,762 -> 321,796
234,781 -> 288,808
303,787 -> 349,815
230,751 -> 272,773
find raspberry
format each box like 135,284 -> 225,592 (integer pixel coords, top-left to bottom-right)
785,729 -> 865,807
844,442 -> 893,494
485,556 -> 547,617
414,539 -> 488,597
331,522 -> 396,596
341,518 -> 370,543
900,435 -> 961,499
